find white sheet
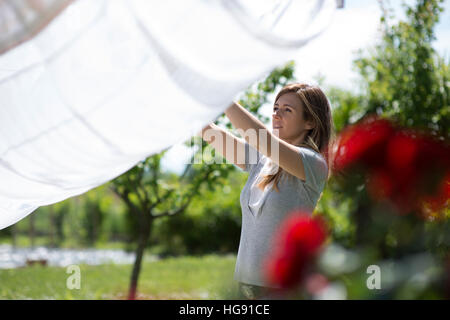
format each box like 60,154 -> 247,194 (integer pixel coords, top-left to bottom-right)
0,0 -> 337,229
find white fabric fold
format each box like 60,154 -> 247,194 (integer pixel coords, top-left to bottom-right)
0,0 -> 337,229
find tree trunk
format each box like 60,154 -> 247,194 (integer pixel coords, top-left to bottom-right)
29,213 -> 35,248
92,210 -> 98,245
72,197 -> 81,246
128,215 -> 152,300
11,224 -> 17,248
48,206 -> 56,248
55,210 -> 65,246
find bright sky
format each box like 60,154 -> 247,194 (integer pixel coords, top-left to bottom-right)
162,0 -> 450,174
293,0 -> 450,91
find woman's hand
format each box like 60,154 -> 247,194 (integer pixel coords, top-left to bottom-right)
224,101 -> 307,181
197,122 -> 247,170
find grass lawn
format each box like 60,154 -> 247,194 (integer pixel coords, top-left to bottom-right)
0,254 -> 242,300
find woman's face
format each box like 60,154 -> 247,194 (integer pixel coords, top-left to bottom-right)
272,92 -> 314,145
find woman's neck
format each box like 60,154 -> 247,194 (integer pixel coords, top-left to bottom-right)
284,131 -> 307,147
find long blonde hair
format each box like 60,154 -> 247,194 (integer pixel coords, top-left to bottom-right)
257,83 -> 334,192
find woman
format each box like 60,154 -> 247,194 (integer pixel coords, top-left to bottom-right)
199,83 -> 333,299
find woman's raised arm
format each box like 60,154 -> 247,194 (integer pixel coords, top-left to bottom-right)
197,123 -> 247,170
224,101 -> 307,181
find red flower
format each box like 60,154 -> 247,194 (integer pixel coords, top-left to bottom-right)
414,134 -> 450,173
387,132 -> 449,215
366,169 -> 396,200
334,116 -> 449,216
386,130 -> 420,172
378,130 -> 424,214
264,212 -> 328,289
332,116 -> 394,172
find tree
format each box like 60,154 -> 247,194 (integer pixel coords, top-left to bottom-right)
350,0 -> 449,243
110,152 -> 220,299
80,187 -> 106,246
318,0 -> 449,246
307,0 -> 449,299
354,0 -> 449,138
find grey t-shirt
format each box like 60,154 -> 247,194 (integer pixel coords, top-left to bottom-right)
234,143 -> 328,288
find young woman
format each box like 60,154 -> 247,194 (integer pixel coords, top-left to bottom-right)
199,83 -> 333,299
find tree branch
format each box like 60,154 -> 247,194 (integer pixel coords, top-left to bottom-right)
151,166 -> 215,219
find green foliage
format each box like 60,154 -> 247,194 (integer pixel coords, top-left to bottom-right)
0,186 -> 127,248
315,185 -> 356,248
316,0 -> 449,251
80,187 -> 107,245
311,0 -> 450,300
151,170 -> 246,256
354,0 -> 449,138
326,86 -> 366,132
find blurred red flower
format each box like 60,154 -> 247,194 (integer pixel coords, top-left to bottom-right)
333,116 -> 449,216
264,212 -> 328,289
385,130 -> 449,215
305,273 -> 329,296
367,130 -> 424,214
332,116 -> 394,172
366,168 -> 395,200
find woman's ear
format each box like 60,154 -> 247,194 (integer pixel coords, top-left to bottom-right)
305,120 -> 315,130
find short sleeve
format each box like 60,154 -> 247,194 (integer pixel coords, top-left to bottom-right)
298,147 -> 328,194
